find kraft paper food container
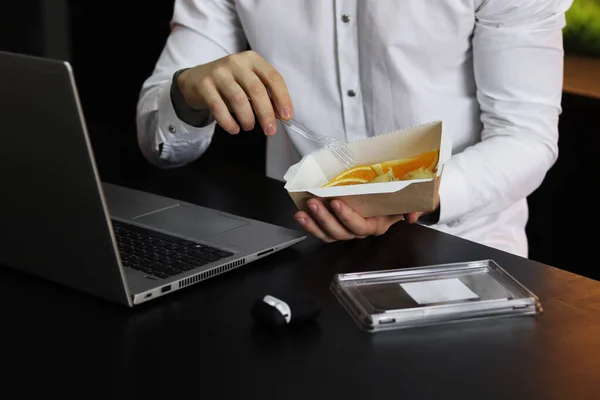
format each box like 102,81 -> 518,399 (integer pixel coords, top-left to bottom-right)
283,120 -> 451,218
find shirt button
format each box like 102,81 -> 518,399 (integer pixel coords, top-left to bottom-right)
168,124 -> 176,134
448,220 -> 461,228
341,14 -> 351,23
347,89 -> 356,97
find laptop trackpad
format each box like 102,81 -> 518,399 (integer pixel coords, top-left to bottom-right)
133,204 -> 249,239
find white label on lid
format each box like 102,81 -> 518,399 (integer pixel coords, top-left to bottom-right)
400,278 -> 479,305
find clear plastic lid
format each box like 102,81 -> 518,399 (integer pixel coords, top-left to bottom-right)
330,259 -> 542,332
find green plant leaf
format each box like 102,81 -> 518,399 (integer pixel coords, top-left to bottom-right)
564,0 -> 600,57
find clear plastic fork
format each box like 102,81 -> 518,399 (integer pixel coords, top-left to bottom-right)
280,118 -> 357,170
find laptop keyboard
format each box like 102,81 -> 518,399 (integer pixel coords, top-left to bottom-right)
111,219 -> 234,280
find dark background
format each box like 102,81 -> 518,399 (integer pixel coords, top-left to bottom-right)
1,1 -> 597,281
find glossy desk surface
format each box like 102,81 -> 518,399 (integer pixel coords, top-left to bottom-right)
2,160 -> 599,399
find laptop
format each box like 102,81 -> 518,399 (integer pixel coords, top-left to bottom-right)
0,50 -> 306,306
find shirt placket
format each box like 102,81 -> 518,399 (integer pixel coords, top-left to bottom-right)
334,0 -> 367,143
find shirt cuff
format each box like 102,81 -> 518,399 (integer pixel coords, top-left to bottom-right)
436,162 -> 472,227
170,68 -> 213,127
418,204 -> 440,225
155,80 -> 216,161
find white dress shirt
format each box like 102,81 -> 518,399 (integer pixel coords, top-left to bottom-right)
136,0 -> 573,258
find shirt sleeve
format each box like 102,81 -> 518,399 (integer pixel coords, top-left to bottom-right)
437,0 -> 573,225
136,0 -> 248,169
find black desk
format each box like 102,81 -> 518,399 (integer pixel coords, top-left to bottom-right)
2,159 -> 600,400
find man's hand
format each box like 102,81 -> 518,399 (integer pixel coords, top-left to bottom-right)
177,50 -> 293,136
294,198 -> 425,243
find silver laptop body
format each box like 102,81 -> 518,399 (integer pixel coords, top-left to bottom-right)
0,51 -> 306,306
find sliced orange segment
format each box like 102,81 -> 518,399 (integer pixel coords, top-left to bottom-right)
322,177 -> 369,187
321,147 -> 440,188
372,148 -> 439,181
328,165 -> 378,183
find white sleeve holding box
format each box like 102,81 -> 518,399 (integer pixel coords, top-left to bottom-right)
436,0 -> 571,226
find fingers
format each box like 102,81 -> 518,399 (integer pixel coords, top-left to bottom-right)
329,199 -> 378,237
226,51 -> 285,136
196,75 -> 240,135
185,51 -> 292,136
295,198 -> 406,243
232,68 -> 277,136
305,199 -> 356,241
251,55 -> 293,120
217,78 -> 256,132
294,211 -> 335,243
330,199 -> 405,236
403,212 -> 422,224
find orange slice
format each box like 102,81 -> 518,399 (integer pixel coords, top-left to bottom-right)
321,148 -> 440,188
328,165 -> 378,183
322,177 -> 369,187
372,148 -> 439,180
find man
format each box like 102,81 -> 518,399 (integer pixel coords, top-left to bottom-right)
136,0 -> 573,258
